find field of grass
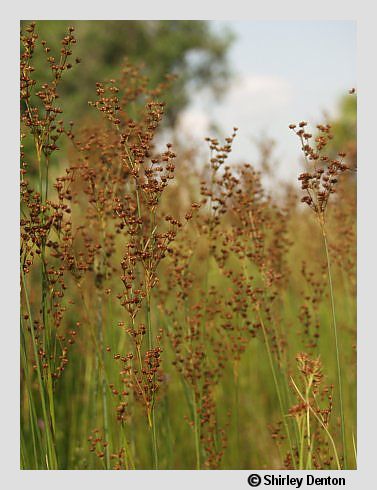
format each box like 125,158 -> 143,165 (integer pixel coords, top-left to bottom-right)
20,23 -> 356,470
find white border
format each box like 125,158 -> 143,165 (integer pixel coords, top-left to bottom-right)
2,1 -> 376,488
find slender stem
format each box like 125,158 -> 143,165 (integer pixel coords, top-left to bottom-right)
320,223 -> 347,468
257,307 -> 297,469
97,293 -> 110,469
193,391 -> 201,470
21,270 -> 57,469
298,415 -> 305,469
233,362 -> 241,467
145,289 -> 158,469
291,377 -> 341,469
121,420 -> 136,470
305,383 -> 312,464
352,431 -> 357,467
21,320 -> 41,468
151,402 -> 158,469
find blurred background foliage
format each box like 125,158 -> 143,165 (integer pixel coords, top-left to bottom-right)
326,95 -> 357,168
21,20 -> 234,126
20,20 -> 356,172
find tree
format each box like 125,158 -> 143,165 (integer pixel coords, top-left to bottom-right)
326,94 -> 357,168
21,20 -> 234,125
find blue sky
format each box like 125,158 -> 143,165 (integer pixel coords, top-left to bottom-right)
177,21 -> 356,180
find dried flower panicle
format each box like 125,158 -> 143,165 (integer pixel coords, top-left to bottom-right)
289,122 -> 350,221
20,22 -> 85,383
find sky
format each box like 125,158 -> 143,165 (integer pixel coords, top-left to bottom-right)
177,21 -> 356,181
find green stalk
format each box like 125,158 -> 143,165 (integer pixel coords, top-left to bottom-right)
20,430 -> 27,469
291,377 -> 341,469
21,270 -> 58,469
121,420 -> 136,470
352,431 -> 357,467
145,289 -> 159,469
257,308 -> 297,469
193,391 -> 201,470
21,323 -> 41,468
151,400 -> 158,469
233,363 -> 241,468
97,292 -> 110,469
298,415 -> 305,469
320,223 -> 347,468
37,143 -> 58,466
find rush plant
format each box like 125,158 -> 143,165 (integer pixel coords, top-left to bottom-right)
20,22 -> 356,471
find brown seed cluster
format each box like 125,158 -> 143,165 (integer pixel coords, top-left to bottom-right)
21,23 -> 79,157
88,429 -> 128,470
285,353 -> 335,469
156,132 -> 296,467
20,22 -> 355,471
76,60 -> 202,431
20,23 -> 85,382
290,122 -> 350,221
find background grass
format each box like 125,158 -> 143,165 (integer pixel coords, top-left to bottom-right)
20,21 -> 356,470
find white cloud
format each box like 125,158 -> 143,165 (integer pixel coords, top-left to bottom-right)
222,74 -> 293,115
176,74 -> 292,140
176,108 -> 211,139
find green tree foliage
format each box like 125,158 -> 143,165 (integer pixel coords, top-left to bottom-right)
327,94 -> 357,167
21,20 -> 234,125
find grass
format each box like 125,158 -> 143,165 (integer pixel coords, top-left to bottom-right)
20,22 -> 356,470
